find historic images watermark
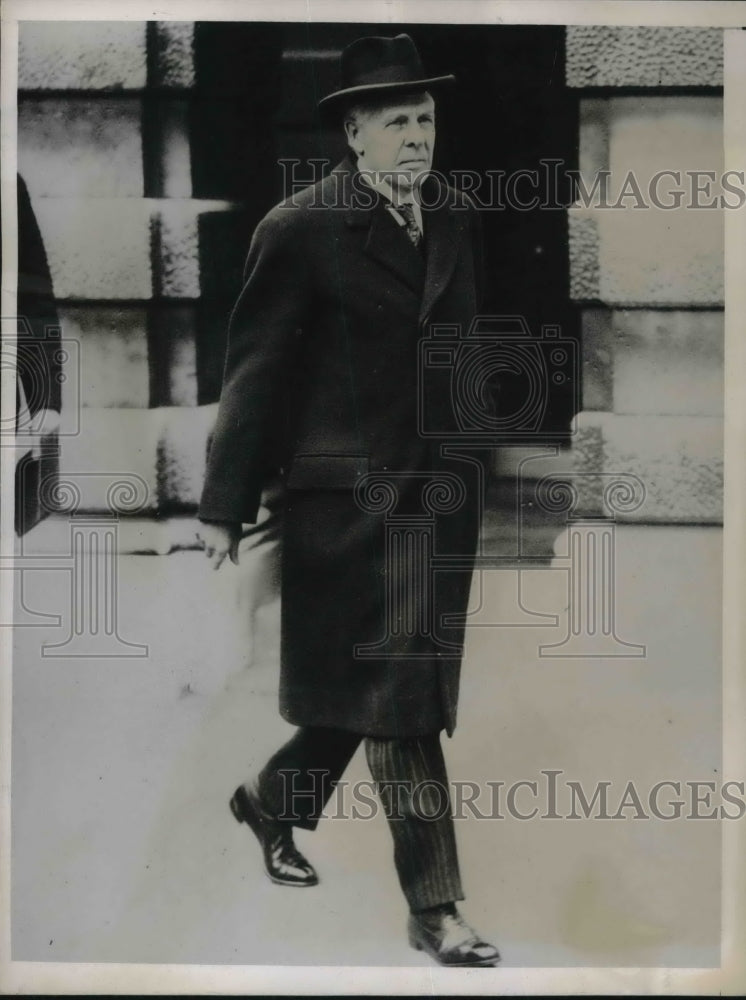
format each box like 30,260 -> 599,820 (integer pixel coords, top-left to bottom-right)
6,470 -> 151,657
271,770 -> 746,823
279,158 -> 746,210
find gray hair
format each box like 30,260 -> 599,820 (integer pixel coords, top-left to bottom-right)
343,88 -> 433,128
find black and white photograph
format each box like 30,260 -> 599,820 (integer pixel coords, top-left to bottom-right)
1,0 -> 745,993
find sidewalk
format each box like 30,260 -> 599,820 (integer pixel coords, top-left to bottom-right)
10,509 -> 722,967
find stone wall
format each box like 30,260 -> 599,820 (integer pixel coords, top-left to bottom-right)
566,27 -> 724,523
17,21 -> 280,523
18,23 -> 199,516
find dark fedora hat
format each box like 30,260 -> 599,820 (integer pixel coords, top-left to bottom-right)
318,33 -> 455,116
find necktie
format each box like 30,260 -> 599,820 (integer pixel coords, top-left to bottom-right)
393,202 -> 422,251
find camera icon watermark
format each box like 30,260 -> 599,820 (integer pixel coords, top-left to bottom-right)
1,318 -> 80,441
418,314 -> 578,442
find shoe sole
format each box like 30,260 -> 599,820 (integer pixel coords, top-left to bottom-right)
266,869 -> 319,887
230,793 -> 319,888
409,934 -> 500,967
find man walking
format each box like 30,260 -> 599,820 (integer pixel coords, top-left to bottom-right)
198,33 -> 500,968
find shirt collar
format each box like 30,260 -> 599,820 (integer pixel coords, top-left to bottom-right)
355,164 -> 424,207
356,166 -> 424,233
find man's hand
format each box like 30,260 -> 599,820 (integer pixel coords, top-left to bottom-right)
196,521 -> 242,569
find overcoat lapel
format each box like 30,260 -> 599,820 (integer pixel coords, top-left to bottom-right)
362,207 -> 425,294
337,157 -> 425,295
419,178 -> 464,326
334,157 -> 465,322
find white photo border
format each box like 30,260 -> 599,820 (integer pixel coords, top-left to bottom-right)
1,0 -> 744,994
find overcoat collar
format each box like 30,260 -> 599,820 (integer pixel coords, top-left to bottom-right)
330,156 -> 463,325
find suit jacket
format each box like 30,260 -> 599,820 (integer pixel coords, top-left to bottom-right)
200,155 -> 485,738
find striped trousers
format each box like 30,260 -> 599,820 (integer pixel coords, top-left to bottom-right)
255,726 -> 464,912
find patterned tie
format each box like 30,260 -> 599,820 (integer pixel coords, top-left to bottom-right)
394,202 -> 422,251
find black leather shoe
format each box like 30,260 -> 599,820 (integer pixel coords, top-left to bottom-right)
408,905 -> 501,967
229,783 -> 319,887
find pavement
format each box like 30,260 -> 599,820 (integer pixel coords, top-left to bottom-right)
9,503 -> 722,968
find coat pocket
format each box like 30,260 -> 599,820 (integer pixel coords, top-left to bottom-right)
286,453 -> 369,490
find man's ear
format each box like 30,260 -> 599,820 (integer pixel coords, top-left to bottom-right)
344,118 -> 363,157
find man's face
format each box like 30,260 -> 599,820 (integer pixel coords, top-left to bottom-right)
346,92 -> 436,194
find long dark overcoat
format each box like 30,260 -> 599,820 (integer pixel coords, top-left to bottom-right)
199,155 -> 485,739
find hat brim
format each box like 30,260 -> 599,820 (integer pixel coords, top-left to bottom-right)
318,74 -> 456,114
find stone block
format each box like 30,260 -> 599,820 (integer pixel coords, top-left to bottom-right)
603,96 -> 723,305
572,411 -> 722,523
58,306 -> 149,409
149,306 -> 198,407
166,315 -> 198,407
609,96 -> 722,178
567,414 -> 605,515
18,99 -> 143,198
611,311 -> 723,417
572,96 -> 724,306
581,309 -> 723,416
157,404 -> 218,508
33,199 -> 152,300
598,219 -> 722,305
19,22 -> 147,90
57,408 -> 159,514
153,100 -> 192,198
566,26 -> 722,88
598,215 -> 722,308
568,211 -> 600,300
167,329 -> 198,407
581,308 -> 614,411
578,98 -> 609,183
34,197 -> 240,303
43,403 -> 220,516
152,22 -> 195,89
153,202 -> 200,299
